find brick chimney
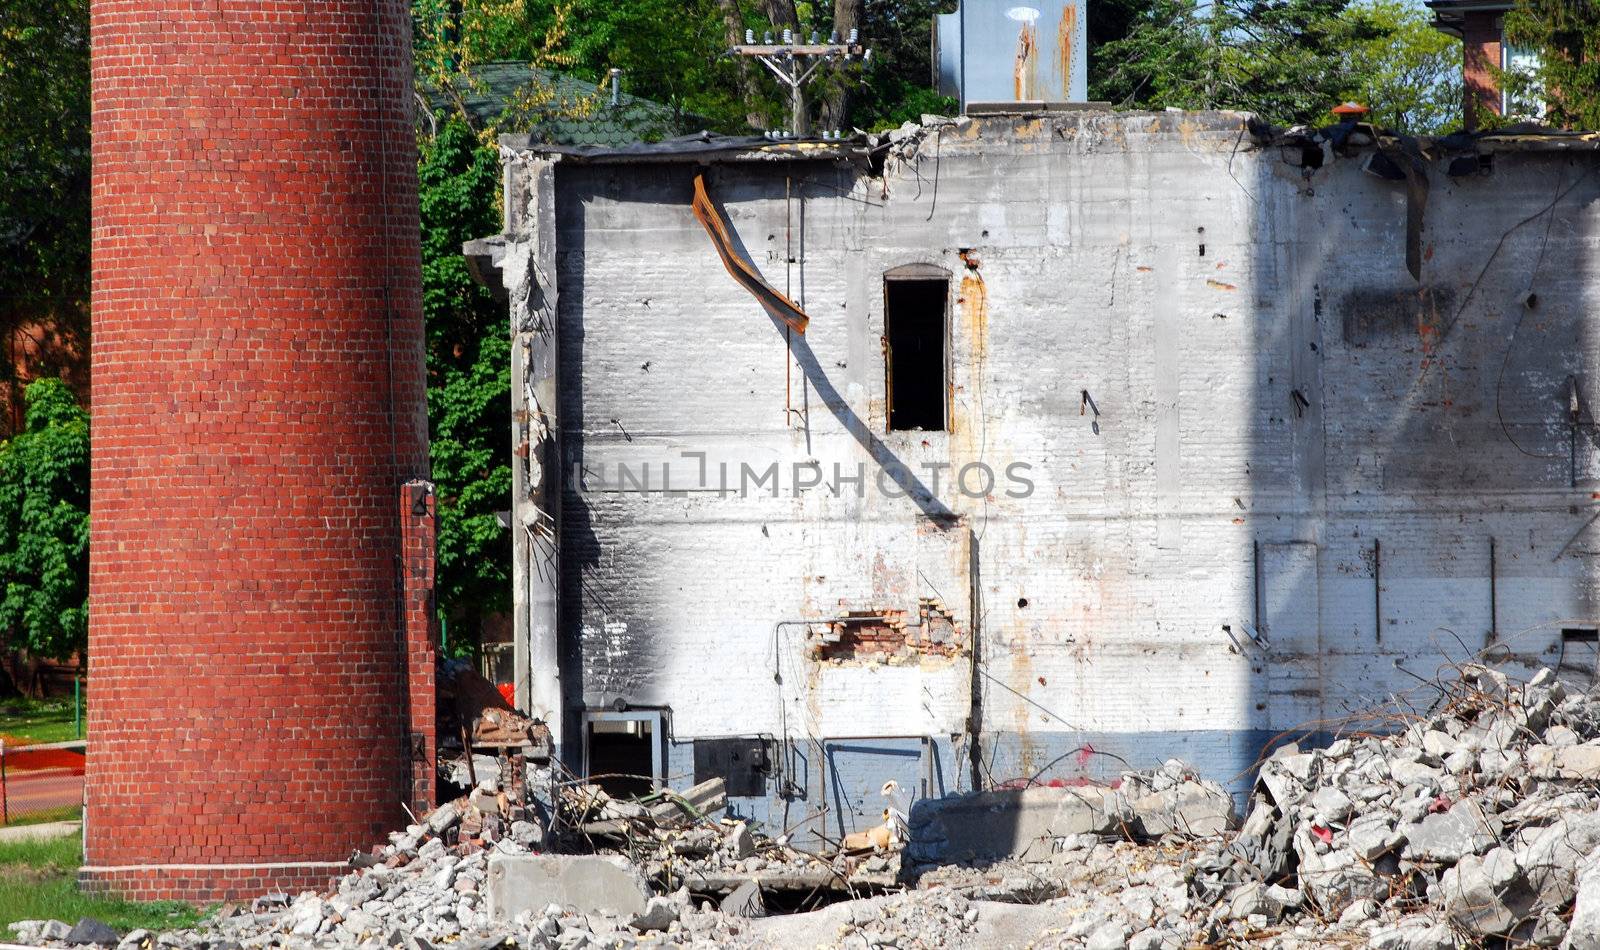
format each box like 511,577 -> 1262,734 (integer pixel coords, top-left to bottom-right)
84,0 -> 433,901
1427,1 -> 1512,131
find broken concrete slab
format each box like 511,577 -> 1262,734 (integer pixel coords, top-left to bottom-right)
483,854 -> 651,921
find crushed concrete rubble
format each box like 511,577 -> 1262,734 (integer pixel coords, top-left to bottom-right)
25,663 -> 1600,947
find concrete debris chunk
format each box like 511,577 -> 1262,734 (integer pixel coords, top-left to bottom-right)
719,879 -> 766,918
1130,780 -> 1236,837
424,802 -> 460,835
723,820 -> 755,859
627,895 -> 680,932
1568,848 -> 1600,950
1401,797 -> 1496,862
1441,846 -> 1528,935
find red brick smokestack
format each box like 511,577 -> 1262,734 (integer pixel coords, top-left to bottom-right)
84,1 -> 433,901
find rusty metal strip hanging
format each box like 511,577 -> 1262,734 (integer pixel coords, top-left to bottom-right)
691,172 -> 810,334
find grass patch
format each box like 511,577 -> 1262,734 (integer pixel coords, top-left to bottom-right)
0,699 -> 80,744
0,833 -> 201,932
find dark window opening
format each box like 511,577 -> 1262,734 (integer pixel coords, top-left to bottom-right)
585,716 -> 657,799
1559,628 -> 1600,684
885,277 -> 948,432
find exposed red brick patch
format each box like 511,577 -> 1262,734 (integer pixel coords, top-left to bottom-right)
811,600 -> 965,662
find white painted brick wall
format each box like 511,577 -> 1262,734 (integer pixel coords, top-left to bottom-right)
508,112 -> 1600,777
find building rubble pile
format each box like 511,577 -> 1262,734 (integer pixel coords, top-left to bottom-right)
1187,663 -> 1600,949
562,776 -> 901,890
23,663 -> 1600,947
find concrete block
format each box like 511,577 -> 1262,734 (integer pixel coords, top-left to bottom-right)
907,786 -> 1122,864
1345,812 -> 1400,860
1555,742 -> 1600,779
484,854 -> 651,920
1519,811 -> 1600,908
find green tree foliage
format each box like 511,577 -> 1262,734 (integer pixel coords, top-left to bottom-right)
414,0 -> 548,80
0,380 -> 88,660
0,0 -> 90,406
1093,0 -> 1461,131
419,119 -> 513,648
523,0 -> 751,130
849,0 -> 957,130
1503,0 -> 1600,130
1340,1 -> 1460,134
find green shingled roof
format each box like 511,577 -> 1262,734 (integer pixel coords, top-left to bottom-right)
418,61 -> 701,147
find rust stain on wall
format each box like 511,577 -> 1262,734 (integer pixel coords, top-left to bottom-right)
1014,23 -> 1038,100
960,271 -> 989,365
1056,6 -> 1076,99
950,267 -> 990,457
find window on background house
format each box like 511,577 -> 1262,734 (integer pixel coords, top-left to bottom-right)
884,266 -> 950,432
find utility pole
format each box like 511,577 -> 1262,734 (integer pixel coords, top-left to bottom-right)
730,29 -> 870,136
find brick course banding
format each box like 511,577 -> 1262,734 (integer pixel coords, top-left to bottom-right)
86,0 -> 430,902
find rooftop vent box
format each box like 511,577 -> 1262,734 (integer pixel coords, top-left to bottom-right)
935,0 -> 1088,110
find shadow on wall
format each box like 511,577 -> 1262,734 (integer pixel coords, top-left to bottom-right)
1248,142 -> 1600,759
696,168 -> 958,525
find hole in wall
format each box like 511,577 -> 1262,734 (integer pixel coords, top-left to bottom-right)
811,601 -> 963,662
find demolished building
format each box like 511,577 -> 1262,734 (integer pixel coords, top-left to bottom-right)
470,109 -> 1600,849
